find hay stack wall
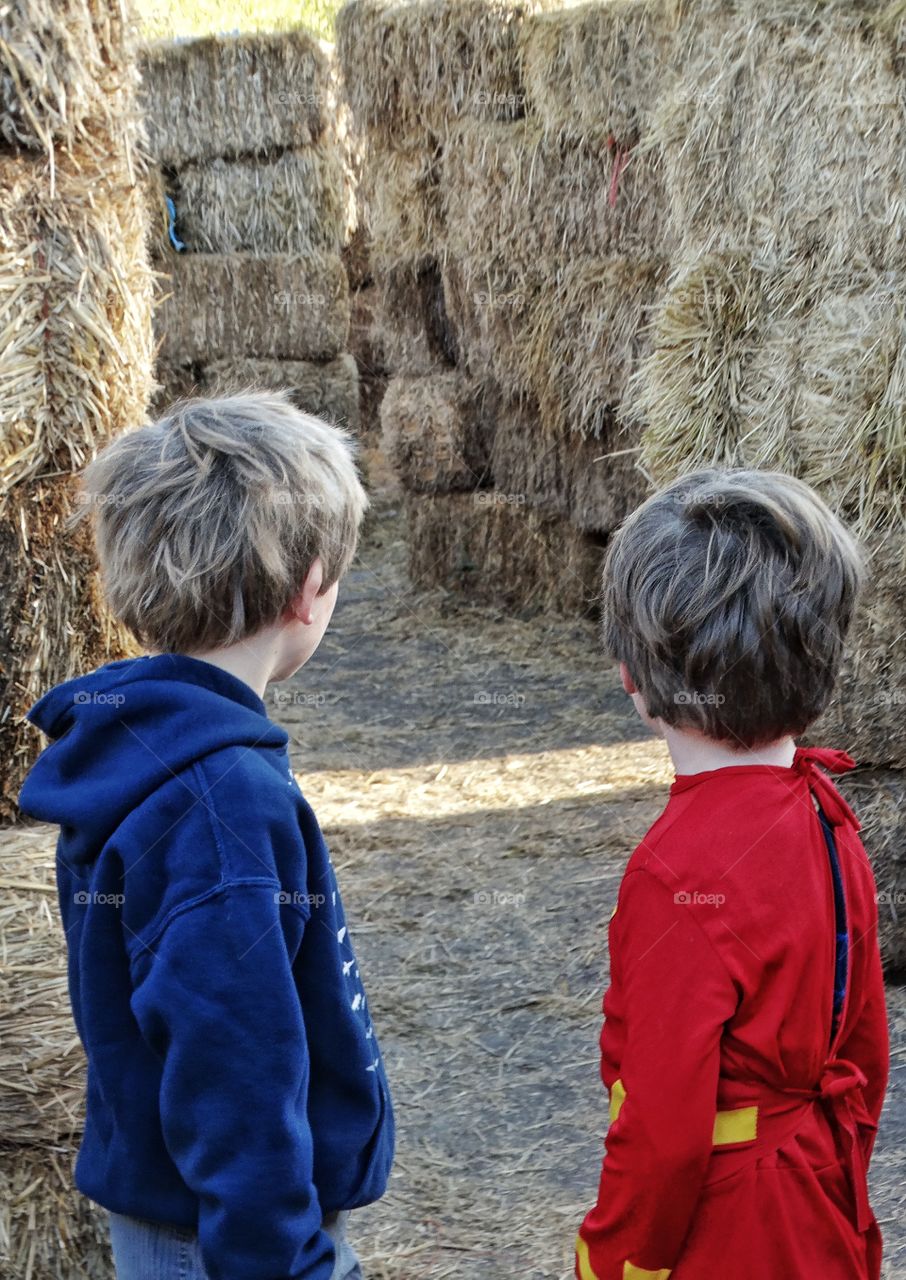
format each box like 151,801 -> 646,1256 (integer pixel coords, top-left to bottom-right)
0,0 -> 153,814
628,0 -> 906,974
0,2 -> 154,1275
141,31 -> 367,432
336,0 -> 672,615
340,0 -> 906,970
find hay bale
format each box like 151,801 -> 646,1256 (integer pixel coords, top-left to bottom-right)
202,355 -> 360,431
347,286 -> 389,433
442,119 -> 666,273
490,397 -> 648,534
441,257 -> 541,400
652,6 -> 906,267
144,165 -> 173,263
520,255 -> 667,439
809,537 -> 906,771
0,0 -> 139,158
837,769 -> 906,975
336,0 -> 544,146
363,136 -> 444,269
0,837 -> 85,1146
375,260 -> 458,375
154,253 -> 350,364
139,31 -> 331,167
359,372 -> 389,437
349,284 -> 389,380
172,146 -> 351,257
519,0 -> 678,137
342,223 -> 373,291
381,373 -> 493,491
150,360 -> 203,417
789,272 -> 906,543
636,255 -> 906,539
407,491 -> 604,614
0,1144 -> 113,1280
632,252 -> 806,483
0,147 -> 154,489
0,477 -> 136,820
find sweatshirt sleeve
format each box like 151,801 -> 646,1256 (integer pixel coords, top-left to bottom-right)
129,881 -> 336,1280
577,869 -> 738,1280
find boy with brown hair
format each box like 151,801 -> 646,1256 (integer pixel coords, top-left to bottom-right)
20,393 -> 393,1280
577,470 -> 888,1280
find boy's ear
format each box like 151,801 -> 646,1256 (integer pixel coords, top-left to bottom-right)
286,557 -> 325,626
619,662 -> 638,695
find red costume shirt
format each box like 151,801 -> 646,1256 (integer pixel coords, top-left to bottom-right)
577,747 -> 889,1280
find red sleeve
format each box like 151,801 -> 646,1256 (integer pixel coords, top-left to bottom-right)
577,869 -> 738,1280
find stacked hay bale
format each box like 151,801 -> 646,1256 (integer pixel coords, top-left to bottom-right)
0,1 -> 153,816
627,0 -> 906,973
0,1 -> 153,1273
337,0 -> 676,613
341,0 -> 906,967
0,836 -> 112,1279
141,32 -> 362,432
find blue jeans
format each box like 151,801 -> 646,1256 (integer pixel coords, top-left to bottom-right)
108,1209 -> 364,1279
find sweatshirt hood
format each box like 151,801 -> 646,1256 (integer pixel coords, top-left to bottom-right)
19,654 -> 288,864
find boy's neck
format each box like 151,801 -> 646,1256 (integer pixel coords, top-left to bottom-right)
663,727 -> 797,776
183,626 -> 285,699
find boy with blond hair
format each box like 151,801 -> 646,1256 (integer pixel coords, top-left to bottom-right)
577,470 -> 888,1280
20,393 -> 393,1280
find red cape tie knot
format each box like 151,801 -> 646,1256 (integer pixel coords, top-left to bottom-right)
815,1058 -> 875,1233
818,1056 -> 868,1100
792,746 -> 861,831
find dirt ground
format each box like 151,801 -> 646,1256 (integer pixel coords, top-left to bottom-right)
277,481 -> 906,1280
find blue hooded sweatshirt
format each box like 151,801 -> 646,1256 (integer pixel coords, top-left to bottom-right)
18,653 -> 394,1280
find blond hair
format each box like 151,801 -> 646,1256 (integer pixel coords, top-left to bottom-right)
76,391 -> 368,653
601,469 -> 864,748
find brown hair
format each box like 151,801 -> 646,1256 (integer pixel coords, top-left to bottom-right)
601,469 -> 864,748
75,391 -> 368,654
